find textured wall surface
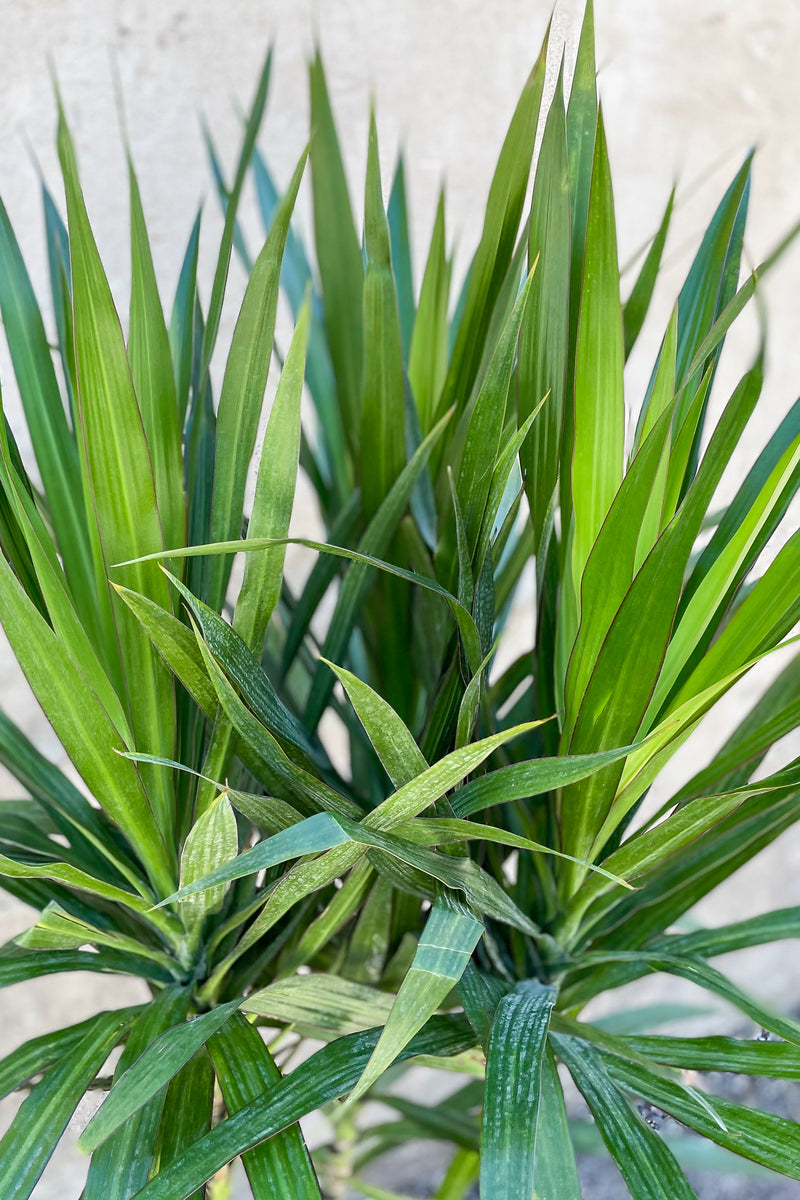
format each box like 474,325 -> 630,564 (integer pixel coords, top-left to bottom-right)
1,2 -> 800,1194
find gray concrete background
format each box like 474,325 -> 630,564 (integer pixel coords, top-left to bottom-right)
1,1 -> 800,1195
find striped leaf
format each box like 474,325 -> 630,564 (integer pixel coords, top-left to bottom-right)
350,896 -> 483,1099
0,1009 -> 135,1200
360,112 -> 406,521
480,980 -> 557,1200
208,1013 -> 321,1199
206,148 -> 307,612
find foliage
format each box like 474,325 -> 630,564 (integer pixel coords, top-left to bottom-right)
0,4 -> 799,1197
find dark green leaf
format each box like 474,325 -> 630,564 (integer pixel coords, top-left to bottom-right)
309,51 -> 363,451
557,1035 -> 697,1198
208,1012 -> 321,1199
480,980 -> 557,1200
83,987 -> 191,1200
130,1016 -> 474,1200
0,1008 -> 134,1200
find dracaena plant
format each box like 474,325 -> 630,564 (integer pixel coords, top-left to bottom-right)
1,3 -> 800,1198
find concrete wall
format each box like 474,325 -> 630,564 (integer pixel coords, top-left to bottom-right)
1,3 -> 800,1194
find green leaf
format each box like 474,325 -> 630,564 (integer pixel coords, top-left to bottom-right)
0,940 -> 173,987
324,659 -> 428,786
575,788 -> 800,970
280,858 -> 374,972
350,896 -> 484,1100
618,1032 -> 800,1078
633,307 -> 678,567
676,652 -> 800,801
474,404 -> 539,580
360,112 -> 406,521
169,210 -> 201,425
451,742 -> 635,818
580,950 -> 800,1048
388,154 -> 415,360
355,720 -> 544,833
562,0 -> 597,521
667,523 -> 800,719
0,1008 -> 134,1200
0,549 -> 173,896
454,643 -> 495,751
129,1016 -> 474,1200
127,154 -> 186,553
208,1013 -> 321,1200
568,1117 -> 782,1182
570,107 -> 625,595
227,788 -> 303,833
367,1086 -> 482,1151
0,683 -> 136,889
623,188 -> 675,358
480,980 -> 557,1200
678,211 -> 800,396
159,811 -> 351,906
113,583 -> 218,717
203,120 -> 253,272
596,1038 -> 800,1181
0,193 -> 94,620
592,1004 -> 713,1035
649,421 -> 800,723
600,639 -> 799,839
154,1052 -> 214,1200
195,295 -> 312,812
556,1035 -> 698,1198
242,973 -> 394,1037
397,817 -> 631,890
0,418 -> 132,743
201,47 -> 272,377
345,873 -> 393,983
0,851 -> 177,935
160,777 -> 544,939
0,424 -> 46,623
561,780 -> 778,934
309,50 -> 363,451
563,398 -> 675,736
280,487 -> 361,676
169,572 -> 328,771
120,508 -> 485,710
234,297 -> 310,652
16,902 -> 172,968
0,1010 -> 140,1101
437,23 -> 548,422
57,101 -> 177,847
79,999 -> 242,1153
658,363 -> 712,527
183,297 -> 216,602
672,155 -> 751,456
456,964 -> 508,1051
409,191 -> 450,435
350,1185 -> 419,1200
519,64 -> 570,554
433,1149 -> 480,1200
559,355 -> 763,888
178,790 -> 238,937
42,179 -> 77,418
454,269 -> 535,563
83,987 -> 191,1200
251,147 -> 346,506
303,407 -> 456,728
206,147 -> 307,612
532,1047 -> 582,1200
186,625 -> 356,821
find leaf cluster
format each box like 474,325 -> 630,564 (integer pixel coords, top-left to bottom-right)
0,5 -> 800,1196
